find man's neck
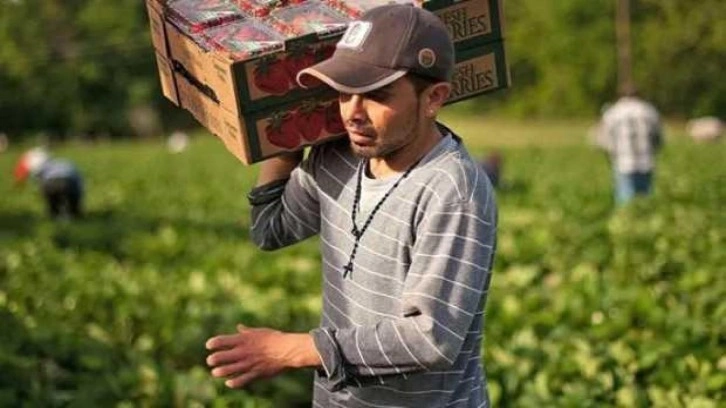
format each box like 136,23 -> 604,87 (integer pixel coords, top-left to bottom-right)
368,123 -> 443,179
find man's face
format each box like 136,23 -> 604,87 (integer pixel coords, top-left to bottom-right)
338,77 -> 423,159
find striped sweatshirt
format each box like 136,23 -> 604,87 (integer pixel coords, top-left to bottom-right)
249,126 -> 497,407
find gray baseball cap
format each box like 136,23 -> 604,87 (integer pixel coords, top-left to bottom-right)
297,4 -> 455,94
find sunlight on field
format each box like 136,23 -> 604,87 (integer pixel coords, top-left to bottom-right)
440,112 -> 593,149
438,111 -> 689,151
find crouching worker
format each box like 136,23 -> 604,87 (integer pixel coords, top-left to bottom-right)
14,147 -> 84,219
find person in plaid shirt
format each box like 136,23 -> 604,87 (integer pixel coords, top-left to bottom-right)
600,89 -> 663,205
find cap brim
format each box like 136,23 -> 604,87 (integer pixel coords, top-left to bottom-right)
297,55 -> 407,94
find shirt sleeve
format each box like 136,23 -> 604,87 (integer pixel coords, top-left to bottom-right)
311,191 -> 497,391
248,148 -> 323,250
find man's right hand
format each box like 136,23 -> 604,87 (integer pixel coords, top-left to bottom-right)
255,150 -> 305,187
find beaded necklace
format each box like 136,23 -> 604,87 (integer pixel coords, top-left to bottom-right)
342,157 -> 422,278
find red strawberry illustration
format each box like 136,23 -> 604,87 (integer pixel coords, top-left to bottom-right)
285,46 -> 318,88
266,111 -> 301,149
253,57 -> 290,95
324,101 -> 345,134
294,101 -> 326,142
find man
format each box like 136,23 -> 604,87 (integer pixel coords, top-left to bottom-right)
14,147 -> 84,219
600,89 -> 663,205
206,5 -> 497,407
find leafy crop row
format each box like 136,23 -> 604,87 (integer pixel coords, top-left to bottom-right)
0,134 -> 723,406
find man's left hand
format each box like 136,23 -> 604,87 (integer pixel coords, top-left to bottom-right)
205,325 -> 320,388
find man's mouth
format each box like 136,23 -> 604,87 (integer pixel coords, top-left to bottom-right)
348,129 -> 375,146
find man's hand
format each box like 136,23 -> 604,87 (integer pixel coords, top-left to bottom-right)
205,325 -> 321,388
256,150 -> 305,187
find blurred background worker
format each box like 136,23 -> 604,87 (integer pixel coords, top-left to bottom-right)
600,89 -> 663,205
13,147 -> 85,219
480,150 -> 504,188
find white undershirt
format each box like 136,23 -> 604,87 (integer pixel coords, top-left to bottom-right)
356,133 -> 454,224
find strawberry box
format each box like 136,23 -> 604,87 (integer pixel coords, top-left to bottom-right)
145,0 -> 509,165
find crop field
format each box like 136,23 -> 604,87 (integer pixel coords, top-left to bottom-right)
1,116 -> 724,407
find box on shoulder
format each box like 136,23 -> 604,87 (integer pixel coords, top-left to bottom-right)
144,0 -> 508,165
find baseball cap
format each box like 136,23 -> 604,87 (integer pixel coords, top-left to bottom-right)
297,4 -> 454,94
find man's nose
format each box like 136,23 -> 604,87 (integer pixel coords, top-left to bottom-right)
344,95 -> 367,123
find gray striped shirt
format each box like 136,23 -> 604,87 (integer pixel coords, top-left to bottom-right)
249,126 -> 497,407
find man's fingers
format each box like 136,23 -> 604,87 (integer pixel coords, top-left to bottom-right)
206,347 -> 248,367
205,333 -> 244,350
211,361 -> 251,378
225,371 -> 259,389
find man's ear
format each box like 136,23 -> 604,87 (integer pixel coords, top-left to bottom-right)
423,82 -> 451,119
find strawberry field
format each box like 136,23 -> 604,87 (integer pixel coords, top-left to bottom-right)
0,116 -> 724,407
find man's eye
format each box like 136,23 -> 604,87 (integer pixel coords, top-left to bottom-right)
365,91 -> 390,102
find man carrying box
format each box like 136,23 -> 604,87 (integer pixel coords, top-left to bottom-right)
205,5 -> 497,407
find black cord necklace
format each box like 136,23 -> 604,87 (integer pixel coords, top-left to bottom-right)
342,158 -> 422,279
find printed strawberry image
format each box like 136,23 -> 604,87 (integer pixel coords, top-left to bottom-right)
266,111 -> 301,149
284,45 -> 318,88
253,57 -> 290,95
324,101 -> 346,134
293,101 -> 326,142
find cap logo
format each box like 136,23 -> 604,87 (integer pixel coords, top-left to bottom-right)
418,48 -> 436,68
337,21 -> 372,51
